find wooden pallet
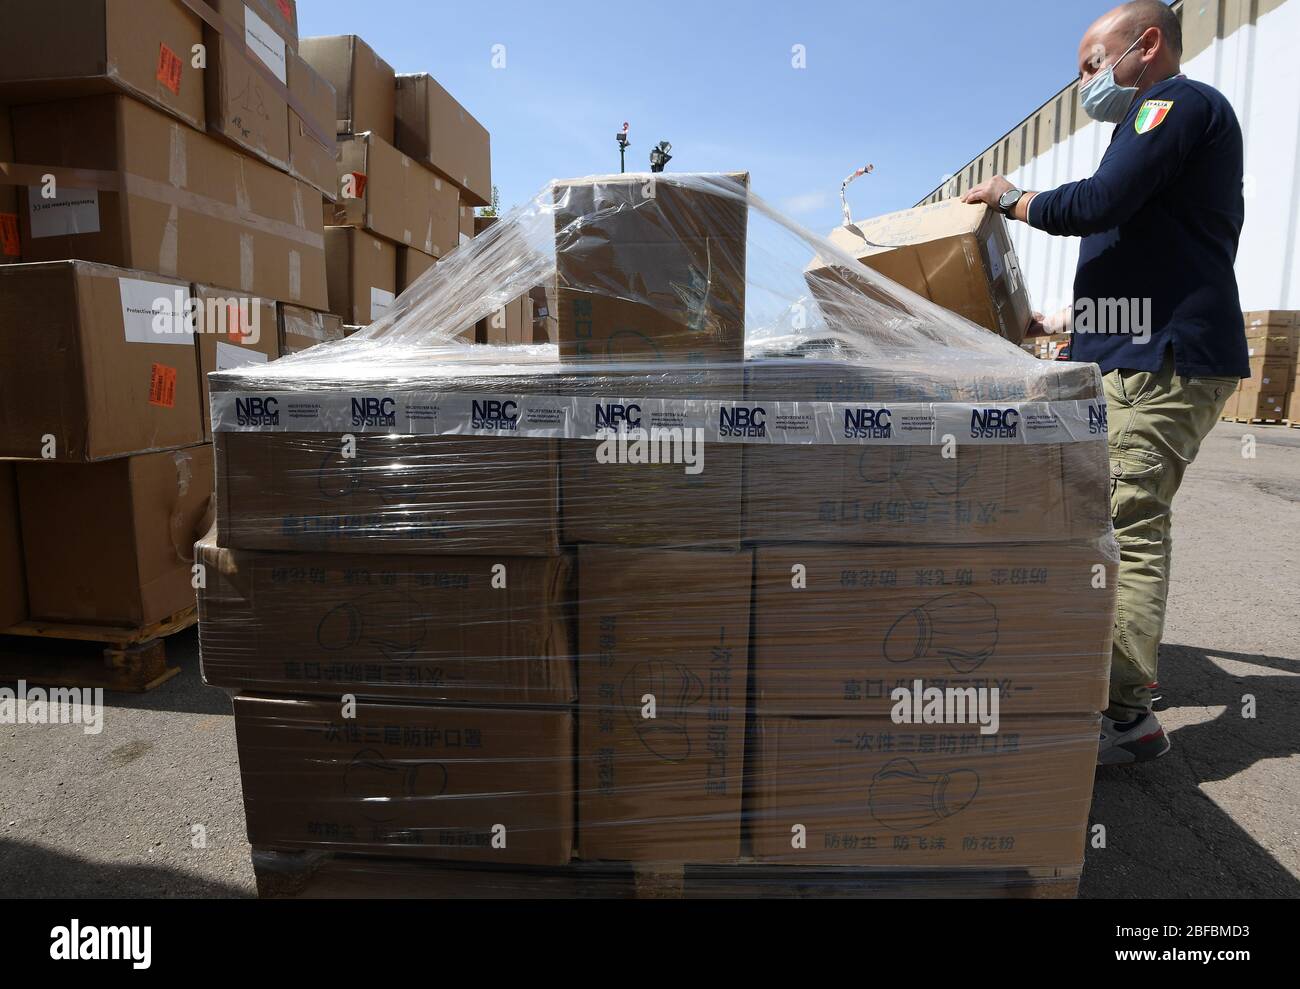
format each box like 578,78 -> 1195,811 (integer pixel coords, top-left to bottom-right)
1222,416 -> 1287,425
250,849 -> 1080,900
1286,419 -> 1300,429
0,605 -> 195,692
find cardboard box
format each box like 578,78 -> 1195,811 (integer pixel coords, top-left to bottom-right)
1241,357 -> 1292,394
817,200 -> 1032,343
300,35 -> 394,142
12,94 -> 327,310
193,284 -> 279,439
327,133 -> 458,257
16,444 -> 213,625
1235,389 -> 1289,420
1245,335 -> 1293,360
474,215 -> 497,236
324,227 -> 397,325
214,429 -> 560,556
1243,310 -> 1296,334
396,245 -> 436,294
1221,388 -> 1238,419
203,18 -> 289,168
394,73 -> 491,206
577,546 -> 752,863
233,696 -> 574,866
458,200 -> 474,245
553,174 -> 748,363
530,285 -> 555,344
0,464 -> 26,629
0,261 -> 203,461
752,542 -> 1115,717
1288,385 -> 1300,424
750,714 -> 1099,867
506,295 -> 527,345
558,368 -> 745,548
286,50 -> 338,201
0,0 -> 205,130
198,538 -> 575,704
741,356 -> 1112,544
278,302 -> 344,354
484,296 -> 528,345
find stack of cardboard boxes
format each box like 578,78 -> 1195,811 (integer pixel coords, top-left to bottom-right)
199,173 -> 1118,891
554,174 -> 753,862
1021,332 -> 1072,360
464,218 -> 550,346
0,0 -> 348,629
1224,310 -> 1296,422
302,34 -> 488,332
200,361 -> 576,864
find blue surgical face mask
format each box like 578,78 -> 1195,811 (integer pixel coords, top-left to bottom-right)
1081,35 -> 1149,123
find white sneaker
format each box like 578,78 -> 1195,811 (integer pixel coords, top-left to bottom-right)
1098,711 -> 1171,766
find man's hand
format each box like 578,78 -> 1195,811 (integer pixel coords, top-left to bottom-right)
963,175 -> 1013,209
1025,306 -> 1072,338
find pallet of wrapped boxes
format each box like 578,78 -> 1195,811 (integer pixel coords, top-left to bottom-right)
196,172 -> 1118,898
1223,310 -> 1296,424
0,0 -> 345,687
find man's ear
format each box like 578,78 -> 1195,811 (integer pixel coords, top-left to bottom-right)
1139,25 -> 1161,63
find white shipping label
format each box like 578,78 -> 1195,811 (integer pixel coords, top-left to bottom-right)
986,235 -> 1004,281
119,277 -> 195,345
370,287 -> 395,320
216,339 -> 269,371
244,5 -> 287,84
28,187 -> 100,238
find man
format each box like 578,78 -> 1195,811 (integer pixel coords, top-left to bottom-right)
963,0 -> 1248,765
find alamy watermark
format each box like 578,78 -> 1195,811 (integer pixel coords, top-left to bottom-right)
595,427 -> 705,475
1069,297 -> 1152,344
890,678 -> 1000,735
0,681 -> 103,735
50,920 -> 150,969
148,291 -> 263,345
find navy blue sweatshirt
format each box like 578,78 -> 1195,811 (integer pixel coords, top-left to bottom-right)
1027,75 -> 1248,377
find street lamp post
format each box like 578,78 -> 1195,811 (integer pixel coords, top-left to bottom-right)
615,122 -> 630,173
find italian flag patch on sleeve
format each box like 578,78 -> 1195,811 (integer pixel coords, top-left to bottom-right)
1135,99 -> 1173,134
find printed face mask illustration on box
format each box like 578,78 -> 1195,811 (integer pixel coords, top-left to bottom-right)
868,757 -> 981,831
883,591 -> 1000,674
344,750 -> 449,823
620,659 -> 705,763
316,592 -> 427,662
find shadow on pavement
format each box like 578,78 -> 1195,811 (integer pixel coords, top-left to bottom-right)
0,838 -> 251,898
1084,643 -> 1300,898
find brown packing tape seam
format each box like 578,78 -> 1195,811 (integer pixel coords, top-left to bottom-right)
0,162 -> 323,251
169,449 -> 199,565
176,0 -> 336,151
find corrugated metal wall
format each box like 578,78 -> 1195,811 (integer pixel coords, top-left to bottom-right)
919,0 -> 1298,314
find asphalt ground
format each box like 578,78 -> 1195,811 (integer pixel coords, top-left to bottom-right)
1,421 -> 1296,898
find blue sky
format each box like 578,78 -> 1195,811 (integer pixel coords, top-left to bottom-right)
300,0 -> 1107,233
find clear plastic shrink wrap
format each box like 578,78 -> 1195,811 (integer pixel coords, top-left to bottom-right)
198,172 -> 1118,896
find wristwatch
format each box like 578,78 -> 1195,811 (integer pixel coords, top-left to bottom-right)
997,187 -> 1024,218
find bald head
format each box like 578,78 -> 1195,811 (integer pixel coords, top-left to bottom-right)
1079,0 -> 1181,91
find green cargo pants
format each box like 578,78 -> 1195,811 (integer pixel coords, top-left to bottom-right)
1103,351 -> 1237,719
